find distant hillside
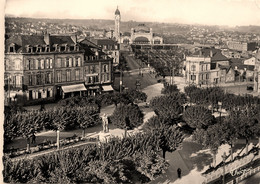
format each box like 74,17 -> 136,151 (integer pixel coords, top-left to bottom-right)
234,25 -> 260,33
6,17 -> 260,35
5,17 -> 192,35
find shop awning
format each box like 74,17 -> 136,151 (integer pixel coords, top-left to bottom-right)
102,85 -> 114,91
61,84 -> 87,93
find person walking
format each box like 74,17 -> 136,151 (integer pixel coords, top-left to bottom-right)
177,168 -> 182,178
31,134 -> 36,144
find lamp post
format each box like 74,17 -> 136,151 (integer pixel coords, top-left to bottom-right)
222,152 -> 227,184
218,101 -> 222,122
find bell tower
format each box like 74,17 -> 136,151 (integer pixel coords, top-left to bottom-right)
114,6 -> 121,42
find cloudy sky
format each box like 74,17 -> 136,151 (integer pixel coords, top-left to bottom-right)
4,0 -> 260,26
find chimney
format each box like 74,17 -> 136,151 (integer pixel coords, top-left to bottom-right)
44,31 -> 50,45
71,34 -> 77,44
210,50 -> 213,57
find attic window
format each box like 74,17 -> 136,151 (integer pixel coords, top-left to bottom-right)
45,46 -> 50,52
9,46 -> 14,53
60,46 -> 66,52
37,46 -> 41,52
70,46 -> 74,51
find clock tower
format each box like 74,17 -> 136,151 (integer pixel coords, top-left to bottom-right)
114,6 -> 120,42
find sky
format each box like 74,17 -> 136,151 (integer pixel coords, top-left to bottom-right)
3,0 -> 260,26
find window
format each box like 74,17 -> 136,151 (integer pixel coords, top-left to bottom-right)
45,46 -> 50,52
15,61 -> 20,70
73,58 -> 76,67
57,71 -> 61,82
191,75 -> 196,81
103,64 -> 108,72
9,46 -> 14,52
90,65 -> 96,73
66,58 -> 69,67
38,91 -> 41,99
29,75 -> 33,86
75,69 -> 80,81
57,58 -> 62,68
46,59 -> 50,69
29,90 -> 33,100
36,73 -> 41,85
206,73 -> 209,79
66,70 -> 71,82
191,64 -> 196,71
206,65 -> 208,71
69,58 -> 72,67
40,59 -> 44,69
34,59 -> 38,69
46,73 -> 52,84
37,47 -> 41,52
50,59 -> 53,68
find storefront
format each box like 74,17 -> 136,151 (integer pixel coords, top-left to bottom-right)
61,83 -> 87,98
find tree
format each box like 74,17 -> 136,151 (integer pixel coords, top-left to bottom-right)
150,125 -> 184,159
110,104 -> 144,137
219,117 -> 239,161
161,84 -> 179,95
126,90 -> 147,103
49,108 -> 71,149
16,112 -> 42,152
142,116 -> 173,132
76,106 -> 100,138
193,124 -> 223,167
183,105 -> 213,129
150,93 -> 186,121
227,108 -> 256,154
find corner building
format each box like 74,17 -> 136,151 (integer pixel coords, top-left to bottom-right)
4,33 -> 113,105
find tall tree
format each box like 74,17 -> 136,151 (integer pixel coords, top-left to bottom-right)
193,124 -> 223,167
76,106 -> 100,138
49,108 -> 71,149
150,125 -> 184,159
150,93 -> 186,121
110,104 -> 144,137
183,105 -> 213,129
16,112 -> 42,152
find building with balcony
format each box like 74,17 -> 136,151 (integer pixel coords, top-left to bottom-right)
4,33 -> 113,105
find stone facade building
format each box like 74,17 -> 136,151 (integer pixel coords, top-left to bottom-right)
4,33 -> 113,105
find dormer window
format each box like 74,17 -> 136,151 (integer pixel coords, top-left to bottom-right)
74,45 -> 79,51
45,45 -> 50,52
37,46 -> 41,52
26,46 -> 32,53
9,46 -> 14,53
70,45 -> 74,51
60,46 -> 66,52
9,43 -> 15,53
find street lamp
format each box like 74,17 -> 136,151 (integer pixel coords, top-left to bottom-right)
222,152 -> 227,184
218,101 -> 222,122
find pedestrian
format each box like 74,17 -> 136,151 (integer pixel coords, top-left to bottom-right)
31,134 -> 36,144
177,168 -> 182,178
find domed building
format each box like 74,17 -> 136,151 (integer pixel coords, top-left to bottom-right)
114,7 -> 163,45
120,24 -> 163,45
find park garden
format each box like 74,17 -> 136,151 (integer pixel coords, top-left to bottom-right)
3,83 -> 260,183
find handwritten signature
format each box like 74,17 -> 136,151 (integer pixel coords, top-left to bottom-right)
230,167 -> 252,177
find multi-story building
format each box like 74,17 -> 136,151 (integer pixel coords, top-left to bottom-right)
184,53 -> 211,85
4,33 -> 113,105
89,38 -> 120,66
80,38 -> 114,95
227,41 -> 258,52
